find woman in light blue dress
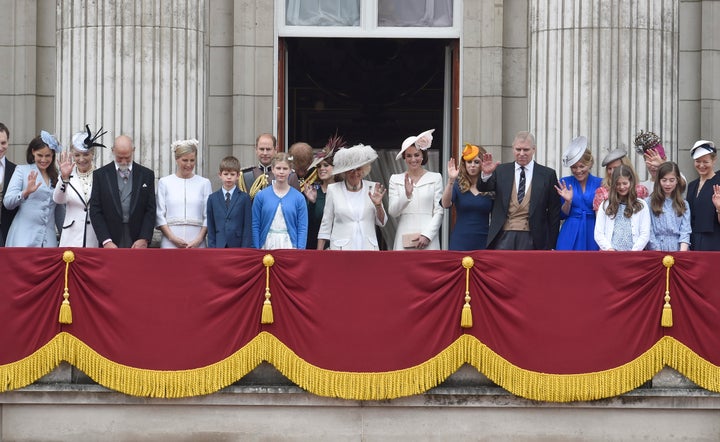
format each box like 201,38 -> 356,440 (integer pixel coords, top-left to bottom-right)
3,131 -> 63,247
646,162 -> 691,251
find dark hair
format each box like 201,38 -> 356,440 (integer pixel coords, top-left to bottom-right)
404,147 -> 429,166
0,122 -> 9,139
26,136 -> 59,187
219,156 -> 241,173
605,165 -> 643,219
650,162 -> 686,217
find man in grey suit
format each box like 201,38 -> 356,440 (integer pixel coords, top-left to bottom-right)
0,123 -> 18,246
89,135 -> 156,248
478,131 -> 560,250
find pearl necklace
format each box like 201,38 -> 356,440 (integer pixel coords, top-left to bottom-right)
75,167 -> 93,202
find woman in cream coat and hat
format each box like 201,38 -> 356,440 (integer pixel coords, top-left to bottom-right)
317,144 -> 387,250
54,126 -> 104,247
388,129 -> 443,250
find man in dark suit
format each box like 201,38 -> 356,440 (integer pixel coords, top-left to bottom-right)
0,123 -> 18,246
478,131 -> 560,250
89,135 -> 156,248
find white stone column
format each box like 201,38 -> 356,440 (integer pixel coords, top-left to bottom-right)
56,0 -> 207,177
529,0 -> 678,178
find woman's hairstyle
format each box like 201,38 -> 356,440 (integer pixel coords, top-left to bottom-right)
271,152 -> 293,168
575,148 -> 594,169
404,147 -> 429,166
171,139 -> 199,160
605,165 -> 643,218
26,136 -> 59,187
650,162 -> 687,217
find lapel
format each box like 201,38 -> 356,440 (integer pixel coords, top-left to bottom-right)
4,160 -> 15,190
105,164 -> 123,217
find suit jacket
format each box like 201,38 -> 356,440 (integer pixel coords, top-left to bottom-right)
206,188 -> 252,248
89,161 -> 156,246
478,161 -> 560,250
318,180 -> 386,250
0,158 -> 18,245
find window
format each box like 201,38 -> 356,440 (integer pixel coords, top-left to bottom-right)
280,0 -> 459,38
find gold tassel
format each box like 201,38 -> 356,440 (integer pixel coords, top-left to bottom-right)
261,254 -> 275,324
661,255 -> 675,328
58,250 -> 75,324
460,256 -> 474,328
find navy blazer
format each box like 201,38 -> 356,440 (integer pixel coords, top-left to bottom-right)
207,188 -> 252,248
478,161 -> 561,249
1,158 -> 18,245
89,162 -> 156,246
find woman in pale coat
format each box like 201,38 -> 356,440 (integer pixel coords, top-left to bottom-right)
317,144 -> 387,250
4,131 -> 63,247
54,126 -> 105,247
388,129 -> 443,250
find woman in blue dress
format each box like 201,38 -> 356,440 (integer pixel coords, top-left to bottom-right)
555,136 -> 602,250
441,143 -> 493,250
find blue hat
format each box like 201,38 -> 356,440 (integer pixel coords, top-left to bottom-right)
40,130 -> 63,153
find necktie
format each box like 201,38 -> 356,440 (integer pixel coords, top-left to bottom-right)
517,166 -> 526,203
225,191 -> 231,208
118,168 -> 130,181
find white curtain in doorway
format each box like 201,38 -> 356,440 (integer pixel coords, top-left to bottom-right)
286,0 -> 360,26
378,0 -> 453,27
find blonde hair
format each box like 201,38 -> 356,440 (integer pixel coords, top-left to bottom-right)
172,139 -> 199,159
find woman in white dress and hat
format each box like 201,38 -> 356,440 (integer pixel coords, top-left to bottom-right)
54,125 -> 105,247
317,144 -> 387,250
388,129 -> 443,250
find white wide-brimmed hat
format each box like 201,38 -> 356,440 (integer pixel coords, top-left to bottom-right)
691,140 -> 716,160
396,129 -> 435,160
561,136 -> 588,167
332,144 -> 378,175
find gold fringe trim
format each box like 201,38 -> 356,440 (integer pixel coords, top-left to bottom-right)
663,336 -> 720,393
0,335 -> 64,392
464,335 -> 666,402
262,332 -> 467,400
61,332 -> 264,398
460,256 -> 474,328
6,334 -> 720,400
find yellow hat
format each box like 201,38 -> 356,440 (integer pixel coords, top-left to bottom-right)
462,143 -> 480,161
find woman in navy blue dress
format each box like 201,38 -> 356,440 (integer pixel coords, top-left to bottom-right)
555,136 -> 602,250
441,144 -> 493,250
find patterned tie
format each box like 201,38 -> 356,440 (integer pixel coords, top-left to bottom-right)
517,166 -> 526,203
118,168 -> 130,181
225,191 -> 231,208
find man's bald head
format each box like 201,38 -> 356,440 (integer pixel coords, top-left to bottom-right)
112,135 -> 135,167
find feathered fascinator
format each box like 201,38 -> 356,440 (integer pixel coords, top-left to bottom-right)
331,144 -> 378,175
40,130 -> 63,153
634,130 -> 665,159
72,125 -> 107,152
310,133 -> 347,169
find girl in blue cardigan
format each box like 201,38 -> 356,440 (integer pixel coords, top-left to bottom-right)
252,153 -> 308,249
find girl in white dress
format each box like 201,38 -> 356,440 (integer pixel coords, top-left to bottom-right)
388,129 -> 444,250
156,139 -> 212,248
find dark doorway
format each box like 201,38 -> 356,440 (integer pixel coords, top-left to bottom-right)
284,38 -> 448,150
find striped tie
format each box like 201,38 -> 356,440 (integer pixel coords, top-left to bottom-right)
517,166 -> 526,203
